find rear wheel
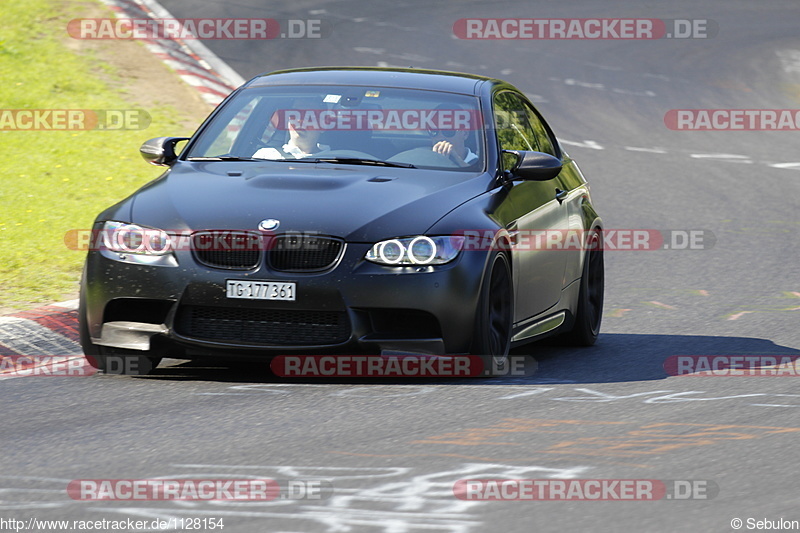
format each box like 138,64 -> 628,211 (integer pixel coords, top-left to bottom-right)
561,228 -> 604,346
472,252 -> 513,357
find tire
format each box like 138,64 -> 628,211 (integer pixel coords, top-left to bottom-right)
561,228 -> 604,346
79,285 -> 161,376
472,252 -> 514,357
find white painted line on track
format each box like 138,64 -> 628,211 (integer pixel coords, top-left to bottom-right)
624,146 -> 668,153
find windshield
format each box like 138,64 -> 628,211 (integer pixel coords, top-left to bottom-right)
185,85 -> 485,172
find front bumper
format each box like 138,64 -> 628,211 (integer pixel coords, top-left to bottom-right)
83,242 -> 489,357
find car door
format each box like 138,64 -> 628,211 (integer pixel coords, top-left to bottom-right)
493,91 -> 569,322
520,98 -> 586,288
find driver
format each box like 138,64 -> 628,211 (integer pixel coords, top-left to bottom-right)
428,104 -> 478,166
429,127 -> 478,167
254,102 -> 329,159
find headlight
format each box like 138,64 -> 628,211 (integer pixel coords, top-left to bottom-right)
366,236 -> 464,266
102,221 -> 172,255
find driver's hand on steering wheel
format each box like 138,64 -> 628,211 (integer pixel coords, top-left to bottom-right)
432,140 -> 467,166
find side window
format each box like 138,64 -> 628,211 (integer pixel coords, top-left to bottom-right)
493,92 -> 539,171
201,96 -> 260,156
522,101 -> 557,157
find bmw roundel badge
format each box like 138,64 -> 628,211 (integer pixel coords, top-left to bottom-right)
258,219 -> 280,231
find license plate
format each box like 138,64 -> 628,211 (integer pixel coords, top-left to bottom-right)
226,280 -> 296,301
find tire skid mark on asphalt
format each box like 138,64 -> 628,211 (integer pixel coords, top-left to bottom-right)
717,290 -> 800,321
724,306 -> 800,321
643,301 -> 677,310
604,289 -> 697,319
606,288 -> 800,322
410,418 -> 800,463
727,311 -> 756,321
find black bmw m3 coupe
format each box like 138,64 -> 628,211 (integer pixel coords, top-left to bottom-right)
79,67 -> 604,374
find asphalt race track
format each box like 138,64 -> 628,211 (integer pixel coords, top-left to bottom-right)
2,1 -> 799,531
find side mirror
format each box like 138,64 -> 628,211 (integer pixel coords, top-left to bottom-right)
139,137 -> 190,166
503,150 -> 562,181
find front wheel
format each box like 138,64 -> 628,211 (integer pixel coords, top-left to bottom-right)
472,252 -> 514,357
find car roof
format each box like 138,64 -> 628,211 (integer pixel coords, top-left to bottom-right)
246,67 -> 498,96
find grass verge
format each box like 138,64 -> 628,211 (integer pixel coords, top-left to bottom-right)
0,0 -> 211,310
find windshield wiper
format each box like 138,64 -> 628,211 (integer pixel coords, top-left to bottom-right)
186,156 -> 416,168
309,157 -> 416,168
187,156 -> 262,161
188,156 -> 327,164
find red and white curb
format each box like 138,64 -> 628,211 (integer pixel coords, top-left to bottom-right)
2,0 -> 248,374
0,301 -> 87,379
98,0 -> 246,106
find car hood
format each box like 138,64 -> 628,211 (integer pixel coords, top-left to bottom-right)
129,161 -> 490,242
